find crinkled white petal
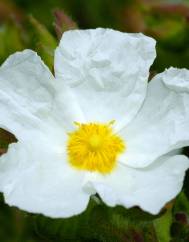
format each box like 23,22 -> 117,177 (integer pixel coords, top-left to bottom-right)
88,155 -> 189,215
0,50 -> 85,142
0,50 -> 56,140
0,142 -> 91,218
55,28 -> 156,130
52,78 -> 86,131
119,67 -> 189,168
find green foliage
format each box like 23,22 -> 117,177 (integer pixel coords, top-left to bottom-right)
154,208 -> 172,242
33,200 -> 160,242
0,22 -> 25,64
0,0 -> 189,241
171,193 -> 189,241
54,9 -> 78,39
28,16 -> 57,71
174,192 -> 189,216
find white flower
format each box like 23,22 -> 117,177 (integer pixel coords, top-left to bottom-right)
0,28 -> 189,218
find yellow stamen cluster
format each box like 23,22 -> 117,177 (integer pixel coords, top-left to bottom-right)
67,122 -> 125,174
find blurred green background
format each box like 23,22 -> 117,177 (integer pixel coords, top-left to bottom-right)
0,0 -> 189,241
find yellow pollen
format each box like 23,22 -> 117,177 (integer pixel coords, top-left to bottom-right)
89,134 -> 102,150
67,122 -> 125,174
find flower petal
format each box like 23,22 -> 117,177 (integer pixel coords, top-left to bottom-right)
89,155 -> 189,214
119,68 -> 189,168
0,50 -> 85,140
0,50 -> 56,140
54,28 -> 156,129
0,141 -> 91,218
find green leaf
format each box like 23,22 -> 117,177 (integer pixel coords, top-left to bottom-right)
0,22 -> 25,64
153,208 -> 172,242
29,16 -> 57,71
171,192 -> 189,241
174,192 -> 189,216
33,199 -> 161,242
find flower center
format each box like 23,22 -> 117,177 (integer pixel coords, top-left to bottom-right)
89,134 -> 102,150
67,122 -> 125,174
